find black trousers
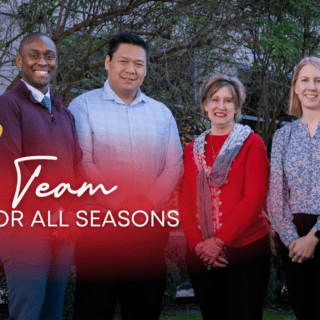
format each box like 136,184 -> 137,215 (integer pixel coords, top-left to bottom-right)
73,278 -> 166,320
187,235 -> 271,320
73,220 -> 168,320
279,213 -> 320,320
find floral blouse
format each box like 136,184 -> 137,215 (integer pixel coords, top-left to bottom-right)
267,119 -> 320,247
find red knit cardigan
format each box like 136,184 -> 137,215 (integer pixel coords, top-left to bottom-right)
179,132 -> 270,251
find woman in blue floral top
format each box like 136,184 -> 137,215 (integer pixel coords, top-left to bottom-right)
268,56 -> 320,320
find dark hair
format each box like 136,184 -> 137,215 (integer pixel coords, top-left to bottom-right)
19,32 -> 54,54
107,32 -> 150,63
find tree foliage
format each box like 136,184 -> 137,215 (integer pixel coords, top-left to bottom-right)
0,0 -> 320,148
237,0 -> 320,147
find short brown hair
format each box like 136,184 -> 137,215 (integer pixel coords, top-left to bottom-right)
290,56 -> 320,116
200,74 -> 245,121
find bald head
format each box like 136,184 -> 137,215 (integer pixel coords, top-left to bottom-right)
19,32 -> 55,55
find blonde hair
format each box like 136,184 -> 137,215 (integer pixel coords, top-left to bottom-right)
290,56 -> 320,116
200,74 -> 245,121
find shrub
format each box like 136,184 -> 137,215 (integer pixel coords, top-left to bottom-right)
264,257 -> 278,307
62,265 -> 76,320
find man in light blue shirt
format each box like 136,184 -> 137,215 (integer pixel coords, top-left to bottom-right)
69,32 -> 183,320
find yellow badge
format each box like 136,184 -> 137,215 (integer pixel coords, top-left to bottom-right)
0,125 -> 2,137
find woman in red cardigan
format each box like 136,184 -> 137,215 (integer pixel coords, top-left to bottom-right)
179,74 -> 270,320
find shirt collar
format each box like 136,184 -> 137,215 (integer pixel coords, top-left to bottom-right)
103,79 -> 146,106
21,79 -> 51,103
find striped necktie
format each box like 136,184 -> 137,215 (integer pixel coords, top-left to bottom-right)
41,96 -> 52,114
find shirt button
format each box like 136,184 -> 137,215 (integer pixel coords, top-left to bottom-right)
219,212 -> 223,216
198,225 -> 201,229
219,201 -> 222,205
220,223 -> 223,227
224,179 -> 229,184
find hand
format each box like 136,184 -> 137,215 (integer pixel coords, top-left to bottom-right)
194,242 -> 204,255
52,212 -> 80,244
288,229 -> 318,263
196,237 -> 228,267
211,253 -> 229,268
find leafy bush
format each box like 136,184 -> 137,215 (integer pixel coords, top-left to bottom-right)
62,265 -> 76,320
164,234 -> 193,306
265,257 -> 279,307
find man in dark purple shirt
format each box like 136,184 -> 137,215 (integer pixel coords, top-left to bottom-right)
0,32 -> 85,320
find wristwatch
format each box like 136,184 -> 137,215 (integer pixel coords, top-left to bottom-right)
314,230 -> 320,241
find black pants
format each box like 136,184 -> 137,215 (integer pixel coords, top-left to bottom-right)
279,213 -> 320,320
73,220 -> 168,320
73,278 -> 166,320
187,235 -> 270,320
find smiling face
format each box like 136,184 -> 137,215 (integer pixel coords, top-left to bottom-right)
204,86 -> 237,131
294,64 -> 320,112
16,35 -> 57,94
105,43 -> 147,104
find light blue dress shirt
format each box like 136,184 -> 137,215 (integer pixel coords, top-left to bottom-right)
69,80 -> 183,210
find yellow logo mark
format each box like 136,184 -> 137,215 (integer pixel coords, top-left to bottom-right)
0,125 -> 2,137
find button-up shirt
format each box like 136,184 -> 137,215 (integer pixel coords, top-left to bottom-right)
69,80 -> 183,210
21,79 -> 51,104
267,119 -> 320,247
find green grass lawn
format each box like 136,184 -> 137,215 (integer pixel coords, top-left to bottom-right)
161,315 -> 297,320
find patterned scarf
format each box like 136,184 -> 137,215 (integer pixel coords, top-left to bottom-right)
193,123 -> 252,240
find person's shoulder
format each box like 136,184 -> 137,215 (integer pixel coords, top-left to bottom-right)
243,131 -> 266,152
69,88 -> 103,110
0,83 -> 21,100
0,90 -> 15,105
247,131 -> 264,144
0,86 -> 24,113
183,140 -> 195,166
143,94 -> 173,117
143,94 -> 167,108
273,120 -> 297,140
75,88 -> 102,100
184,139 -> 195,153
